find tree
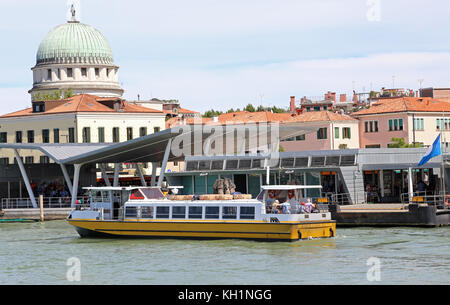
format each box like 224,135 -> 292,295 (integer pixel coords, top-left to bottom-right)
389,138 -> 422,148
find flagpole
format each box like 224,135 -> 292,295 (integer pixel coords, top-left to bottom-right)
441,111 -> 446,205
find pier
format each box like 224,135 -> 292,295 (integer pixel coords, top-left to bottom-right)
329,203 -> 450,227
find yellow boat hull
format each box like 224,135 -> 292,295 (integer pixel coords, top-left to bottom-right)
68,219 -> 336,242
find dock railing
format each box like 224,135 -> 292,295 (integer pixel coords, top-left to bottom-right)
400,192 -> 448,209
0,197 -> 89,210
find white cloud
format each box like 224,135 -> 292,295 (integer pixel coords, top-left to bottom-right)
122,52 -> 450,112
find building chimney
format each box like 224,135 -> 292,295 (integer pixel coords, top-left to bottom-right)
301,96 -> 307,104
340,94 -> 347,103
331,92 -> 336,102
290,96 -> 296,113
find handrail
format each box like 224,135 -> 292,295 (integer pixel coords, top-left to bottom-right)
0,197 -> 88,210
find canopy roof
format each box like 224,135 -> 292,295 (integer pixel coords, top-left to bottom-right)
0,123 -> 318,165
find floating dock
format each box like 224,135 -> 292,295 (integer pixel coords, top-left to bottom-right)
329,204 -> 450,227
0,208 -> 72,221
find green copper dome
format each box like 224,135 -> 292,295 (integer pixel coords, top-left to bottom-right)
36,21 -> 114,66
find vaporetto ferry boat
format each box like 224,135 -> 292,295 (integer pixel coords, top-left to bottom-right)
67,185 -> 336,242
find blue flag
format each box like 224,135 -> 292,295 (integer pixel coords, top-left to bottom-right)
418,134 -> 442,166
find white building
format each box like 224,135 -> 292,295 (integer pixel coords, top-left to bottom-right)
29,8 -> 124,100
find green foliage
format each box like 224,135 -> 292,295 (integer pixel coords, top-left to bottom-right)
202,103 -> 287,117
33,90 -> 63,101
389,138 -> 422,148
64,88 -> 73,99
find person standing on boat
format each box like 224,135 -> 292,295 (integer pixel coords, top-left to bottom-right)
304,198 -> 313,213
282,201 -> 291,214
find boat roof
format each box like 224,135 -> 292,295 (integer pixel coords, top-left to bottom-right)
260,185 -> 322,190
83,186 -> 184,191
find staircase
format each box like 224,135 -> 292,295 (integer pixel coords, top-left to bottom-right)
338,166 -> 366,205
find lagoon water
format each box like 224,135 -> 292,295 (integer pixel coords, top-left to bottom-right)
0,221 -> 448,285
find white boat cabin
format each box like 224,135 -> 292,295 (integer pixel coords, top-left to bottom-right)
70,185 -> 330,223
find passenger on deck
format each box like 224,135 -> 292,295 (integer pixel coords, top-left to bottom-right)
282,201 -> 291,214
304,198 -> 313,213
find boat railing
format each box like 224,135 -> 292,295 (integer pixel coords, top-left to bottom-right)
400,192 -> 448,209
0,197 -> 89,210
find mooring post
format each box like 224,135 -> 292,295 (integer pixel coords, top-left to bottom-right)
39,195 -> 44,222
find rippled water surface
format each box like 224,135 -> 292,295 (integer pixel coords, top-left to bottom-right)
0,221 -> 448,285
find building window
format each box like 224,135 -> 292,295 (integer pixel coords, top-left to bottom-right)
127,127 -> 133,141
82,127 -> 91,143
342,127 -> 351,139
27,130 -> 34,143
68,128 -> 75,143
139,127 -> 147,137
365,120 -> 379,133
16,131 -> 22,143
40,156 -> 49,164
317,128 -> 327,140
389,119 -> 403,131
95,68 -> 100,78
25,156 -> 34,164
296,134 -> 305,141
0,132 -> 7,143
153,127 -> 160,133
414,118 -> 424,131
436,118 -> 449,131
0,158 -> 9,165
334,127 -> 339,139
313,106 -> 321,111
366,144 -> 381,148
53,129 -> 60,144
112,127 -> 120,143
81,68 -> 87,77
67,68 -> 73,78
47,69 -> 52,81
98,127 -> 105,143
42,129 -> 50,143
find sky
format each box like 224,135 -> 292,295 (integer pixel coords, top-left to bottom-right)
1,0 -> 450,115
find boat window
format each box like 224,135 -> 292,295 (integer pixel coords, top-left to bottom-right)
125,206 -> 137,218
172,206 -> 186,219
141,206 -> 154,219
205,206 -> 220,219
140,188 -> 164,200
189,206 -> 203,219
240,207 -> 255,220
156,206 -> 170,219
222,206 -> 237,219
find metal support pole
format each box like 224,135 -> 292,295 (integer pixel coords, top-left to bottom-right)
113,163 -> 121,187
60,164 -> 73,195
14,149 -> 37,208
408,167 -> 414,204
158,139 -> 172,187
71,164 -> 82,208
151,162 -> 158,186
99,164 -> 112,187
135,163 -> 147,186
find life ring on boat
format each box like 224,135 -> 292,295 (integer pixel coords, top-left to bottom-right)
268,190 -> 277,199
288,190 -> 295,199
